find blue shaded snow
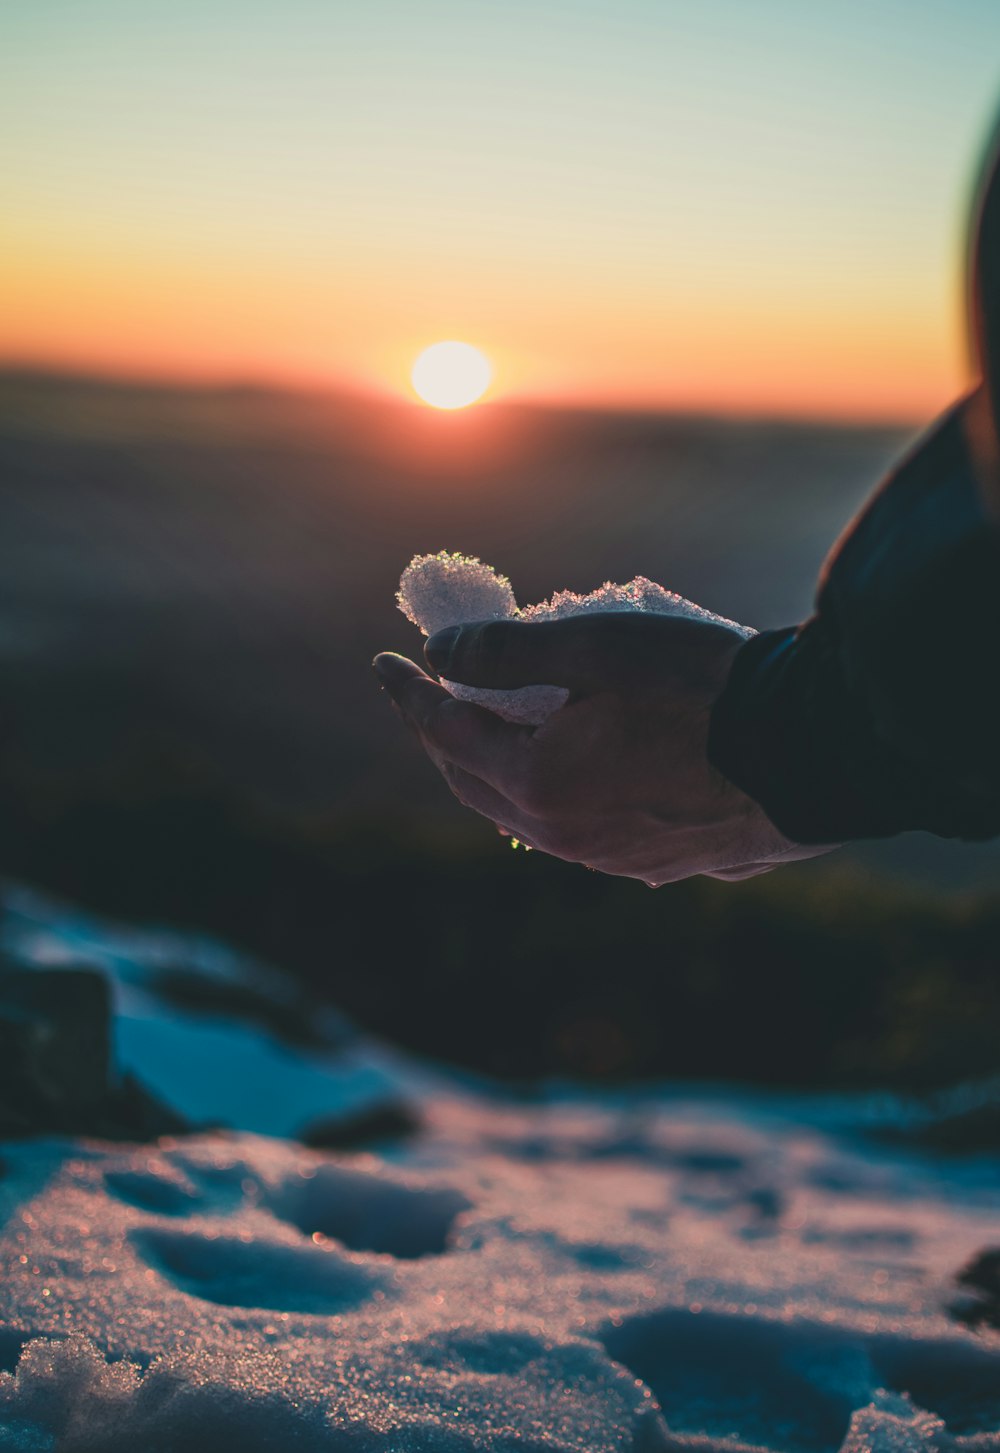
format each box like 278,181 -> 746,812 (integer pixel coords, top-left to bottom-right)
1,883 -> 1000,1452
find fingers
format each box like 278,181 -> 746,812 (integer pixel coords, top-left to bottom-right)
439,762 -> 534,842
703,863 -> 777,881
373,653 -> 452,730
424,611 -> 728,693
373,652 -> 534,791
373,657 -> 536,833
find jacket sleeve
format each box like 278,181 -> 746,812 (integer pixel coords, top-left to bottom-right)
707,125 -> 1000,846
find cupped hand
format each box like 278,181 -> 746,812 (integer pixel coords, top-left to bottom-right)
373,612 -> 832,885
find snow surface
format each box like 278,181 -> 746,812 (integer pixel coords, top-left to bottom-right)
2,884 -> 1000,1452
397,551 -> 755,724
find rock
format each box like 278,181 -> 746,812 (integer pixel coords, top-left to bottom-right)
950,1247 -> 1000,1330
0,964 -> 188,1141
0,967 -> 111,1111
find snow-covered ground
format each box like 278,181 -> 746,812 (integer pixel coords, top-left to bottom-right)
1,884 -> 999,1452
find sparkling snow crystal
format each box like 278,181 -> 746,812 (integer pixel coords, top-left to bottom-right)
840,1390 -> 947,1453
397,550 -> 754,724
4,888 -> 1000,1452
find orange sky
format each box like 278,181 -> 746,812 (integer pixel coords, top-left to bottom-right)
2,3 -> 999,423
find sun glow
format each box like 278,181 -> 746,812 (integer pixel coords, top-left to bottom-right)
411,341 -> 492,409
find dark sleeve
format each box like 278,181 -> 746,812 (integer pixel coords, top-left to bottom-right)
707,126 -> 1000,846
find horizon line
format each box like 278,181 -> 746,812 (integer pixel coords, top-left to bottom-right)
0,358 -> 929,435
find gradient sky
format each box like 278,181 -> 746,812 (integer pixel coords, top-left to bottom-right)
2,1 -> 999,420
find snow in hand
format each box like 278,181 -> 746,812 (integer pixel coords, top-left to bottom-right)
397,550 -> 754,724
2,885 -> 1000,1452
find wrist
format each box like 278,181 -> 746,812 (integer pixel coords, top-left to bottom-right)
708,617 -> 998,845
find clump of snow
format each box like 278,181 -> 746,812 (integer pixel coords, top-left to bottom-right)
0,1334 -> 141,1452
397,550 -> 754,723
840,1390 -> 946,1453
0,1333 -> 335,1453
397,550 -> 519,637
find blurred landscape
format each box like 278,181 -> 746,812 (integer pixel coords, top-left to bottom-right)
3,367 -> 1000,1093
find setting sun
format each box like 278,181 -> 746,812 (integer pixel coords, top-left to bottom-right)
411,341 -> 492,410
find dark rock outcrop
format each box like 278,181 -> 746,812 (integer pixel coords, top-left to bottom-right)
0,965 -> 187,1141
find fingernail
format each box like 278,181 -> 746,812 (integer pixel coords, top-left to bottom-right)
425,626 -> 460,674
372,652 -> 406,687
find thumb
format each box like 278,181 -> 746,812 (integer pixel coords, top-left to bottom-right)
425,612 -> 730,693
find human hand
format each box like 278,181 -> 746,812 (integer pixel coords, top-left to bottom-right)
373,612 -> 834,885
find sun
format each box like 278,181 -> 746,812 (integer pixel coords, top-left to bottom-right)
411,341 -> 492,410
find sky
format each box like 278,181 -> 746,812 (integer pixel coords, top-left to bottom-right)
2,0 -> 999,421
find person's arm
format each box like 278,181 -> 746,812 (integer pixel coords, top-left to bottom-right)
708,127 -> 1000,845
374,116 -> 1000,882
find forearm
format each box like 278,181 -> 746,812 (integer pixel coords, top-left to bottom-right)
708,395 -> 1000,845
